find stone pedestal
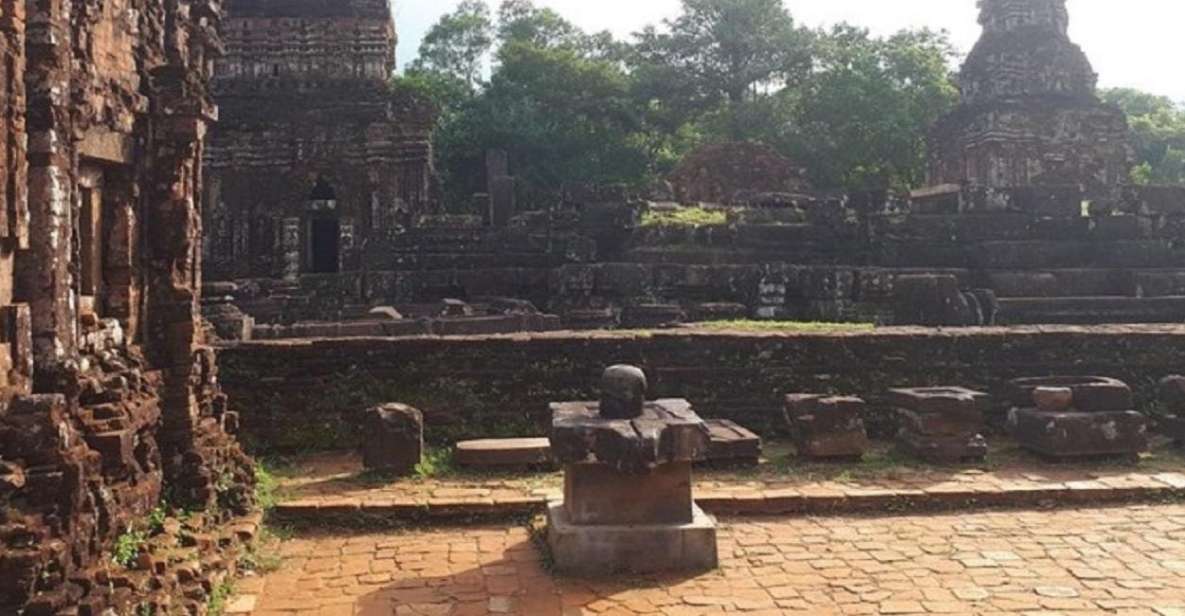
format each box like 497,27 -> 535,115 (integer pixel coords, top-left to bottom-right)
547,367 -> 718,575
546,503 -> 718,575
889,387 -> 988,463
1006,376 -> 1148,459
785,394 -> 869,460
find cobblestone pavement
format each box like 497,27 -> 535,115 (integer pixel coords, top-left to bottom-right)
241,504 -> 1185,615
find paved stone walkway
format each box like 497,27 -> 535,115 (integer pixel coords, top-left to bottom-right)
240,504 -> 1185,615
274,448 -> 1185,520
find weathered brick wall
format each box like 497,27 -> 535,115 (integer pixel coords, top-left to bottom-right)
218,325 -> 1185,453
0,0 -> 257,613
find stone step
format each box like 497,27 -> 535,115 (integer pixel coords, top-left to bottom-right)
986,268 -> 1185,298
454,438 -> 553,468
996,296 -> 1185,324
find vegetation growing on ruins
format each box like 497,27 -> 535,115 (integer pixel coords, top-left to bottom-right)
640,207 -> 729,227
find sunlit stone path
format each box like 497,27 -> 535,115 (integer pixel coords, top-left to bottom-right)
238,503 -> 1185,615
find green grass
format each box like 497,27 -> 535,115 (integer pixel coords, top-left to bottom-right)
414,447 -> 457,479
696,320 -> 875,333
641,207 -> 728,227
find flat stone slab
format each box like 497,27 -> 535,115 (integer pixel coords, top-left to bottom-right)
1010,408 -> 1148,459
704,419 -> 761,466
549,399 -> 710,472
887,387 -> 990,417
454,438 -> 552,468
546,502 -> 718,575
1007,376 -> 1133,413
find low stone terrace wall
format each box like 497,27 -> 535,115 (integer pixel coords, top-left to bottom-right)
217,325 -> 1185,454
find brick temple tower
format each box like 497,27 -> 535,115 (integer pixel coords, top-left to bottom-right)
203,0 -> 437,281
927,0 -> 1133,193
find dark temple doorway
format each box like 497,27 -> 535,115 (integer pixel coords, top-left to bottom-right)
308,217 -> 340,274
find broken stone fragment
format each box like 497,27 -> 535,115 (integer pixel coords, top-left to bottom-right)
360,403 -> 423,475
598,365 -> 647,420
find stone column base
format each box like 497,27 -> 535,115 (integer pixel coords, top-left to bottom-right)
545,502 -> 718,575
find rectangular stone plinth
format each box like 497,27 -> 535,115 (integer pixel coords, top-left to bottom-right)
1011,408 -> 1148,459
564,462 -> 693,525
546,503 -> 718,575
889,387 -> 988,464
785,394 -> 870,459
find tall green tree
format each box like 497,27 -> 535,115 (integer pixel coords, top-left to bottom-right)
411,0 -> 495,89
786,26 -> 959,189
433,29 -> 648,205
1102,88 -> 1185,185
631,0 -> 811,109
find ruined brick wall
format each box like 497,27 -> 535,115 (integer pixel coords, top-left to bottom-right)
218,326 -> 1185,453
0,0 -> 256,613
927,0 -> 1133,193
203,0 -> 436,281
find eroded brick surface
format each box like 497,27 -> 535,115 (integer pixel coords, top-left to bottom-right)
247,504 -> 1185,615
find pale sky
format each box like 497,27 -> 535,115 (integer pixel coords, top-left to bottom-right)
394,0 -> 1185,101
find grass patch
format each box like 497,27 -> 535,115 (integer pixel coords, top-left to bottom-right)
641,207 -> 728,227
697,320 -> 875,333
415,447 -> 457,479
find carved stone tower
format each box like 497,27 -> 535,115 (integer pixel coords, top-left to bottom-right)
927,0 -> 1133,192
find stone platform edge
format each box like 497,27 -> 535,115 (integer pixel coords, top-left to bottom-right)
272,474 -> 1185,525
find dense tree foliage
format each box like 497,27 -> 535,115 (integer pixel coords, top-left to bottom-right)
1102,88 -> 1185,185
403,0 -> 1180,210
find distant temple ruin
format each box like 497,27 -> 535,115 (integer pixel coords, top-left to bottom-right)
203,0 -> 437,281
927,0 -> 1133,193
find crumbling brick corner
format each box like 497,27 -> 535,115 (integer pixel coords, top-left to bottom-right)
0,0 -> 258,613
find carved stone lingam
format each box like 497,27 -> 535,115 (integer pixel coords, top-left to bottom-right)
546,365 -> 718,574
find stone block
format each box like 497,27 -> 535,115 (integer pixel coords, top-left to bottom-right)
546,503 -> 718,575
85,430 -> 135,473
886,387 -> 990,418
1009,408 -> 1148,459
1159,375 -> 1185,413
896,408 -> 980,437
360,403 -> 423,475
550,399 -> 710,471
1007,376 -> 1133,412
703,419 -> 761,466
454,438 -> 552,468
897,429 -> 987,464
785,395 -> 869,460
563,462 -> 694,525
